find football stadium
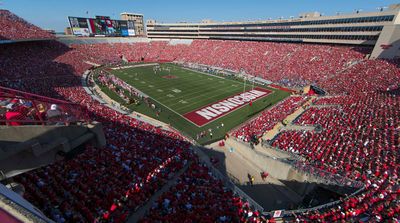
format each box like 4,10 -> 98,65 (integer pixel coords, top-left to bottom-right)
0,1 -> 399,223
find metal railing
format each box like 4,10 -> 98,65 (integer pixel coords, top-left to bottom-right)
0,86 -> 90,126
263,185 -> 366,217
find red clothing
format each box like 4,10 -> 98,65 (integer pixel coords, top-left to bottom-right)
110,203 -> 118,212
6,111 -> 23,126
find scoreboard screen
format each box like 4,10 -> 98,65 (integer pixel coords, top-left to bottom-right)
68,16 -> 134,37
68,17 -> 90,36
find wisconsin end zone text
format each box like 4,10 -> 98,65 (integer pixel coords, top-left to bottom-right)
183,87 -> 272,126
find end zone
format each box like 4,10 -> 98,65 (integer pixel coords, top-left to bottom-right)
183,87 -> 272,126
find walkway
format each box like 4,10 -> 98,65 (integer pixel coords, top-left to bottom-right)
311,104 -> 341,108
203,139 -> 302,210
282,124 -> 316,131
261,96 -> 315,141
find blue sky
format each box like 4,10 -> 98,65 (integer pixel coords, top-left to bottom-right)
1,0 -> 399,31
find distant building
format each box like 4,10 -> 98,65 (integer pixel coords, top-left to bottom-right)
120,13 -> 145,36
64,27 -> 72,35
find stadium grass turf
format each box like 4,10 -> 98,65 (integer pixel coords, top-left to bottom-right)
102,63 -> 290,145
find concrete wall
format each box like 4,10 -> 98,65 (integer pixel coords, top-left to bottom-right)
57,36 -> 151,45
231,143 -> 317,196
0,123 -> 105,179
370,24 -> 400,59
370,10 -> 400,59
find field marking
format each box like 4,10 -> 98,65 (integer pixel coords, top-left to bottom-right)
157,75 -> 246,103
179,66 -> 226,80
124,71 -> 193,90
168,84 -> 253,113
183,87 -> 273,126
122,65 -> 274,114
111,63 -> 159,70
183,89 -> 273,127
158,80 -> 238,103
129,88 -> 205,127
108,63 -> 280,128
158,73 -> 257,106
121,65 -> 236,100
171,89 -> 182,93
174,85 -> 260,112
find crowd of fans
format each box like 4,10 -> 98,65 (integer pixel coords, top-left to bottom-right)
0,16 -> 398,222
176,40 -> 369,88
68,39 -> 369,90
271,60 -> 400,221
0,39 -> 195,222
0,10 -> 54,40
10,74 -> 194,222
96,70 -> 143,103
140,158 -> 266,223
232,96 -> 307,142
0,96 -> 79,126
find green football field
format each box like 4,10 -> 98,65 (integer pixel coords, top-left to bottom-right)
98,63 -> 290,144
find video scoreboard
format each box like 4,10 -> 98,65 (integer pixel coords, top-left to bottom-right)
68,15 -> 135,37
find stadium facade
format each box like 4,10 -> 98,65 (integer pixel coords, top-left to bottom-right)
147,4 -> 400,59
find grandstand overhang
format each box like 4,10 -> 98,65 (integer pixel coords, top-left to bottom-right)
146,7 -> 400,58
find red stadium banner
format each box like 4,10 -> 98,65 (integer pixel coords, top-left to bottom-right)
183,87 -> 272,126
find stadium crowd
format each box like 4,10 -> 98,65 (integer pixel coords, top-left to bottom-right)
232,96 -> 307,142
96,70 -> 143,103
0,12 -> 399,222
0,10 -> 54,40
271,59 -> 400,221
140,158 -> 267,223
67,39 -> 369,90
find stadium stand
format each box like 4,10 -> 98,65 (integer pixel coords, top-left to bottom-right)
140,158 -> 267,223
271,60 -> 400,221
232,96 -> 307,142
0,10 -> 399,222
0,10 -> 54,41
68,40 -> 370,88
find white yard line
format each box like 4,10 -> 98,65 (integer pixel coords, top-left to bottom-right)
168,84 -> 249,113
179,66 -> 226,80
111,63 -> 159,70
159,80 -> 239,105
